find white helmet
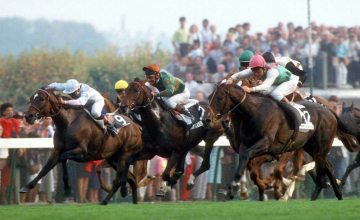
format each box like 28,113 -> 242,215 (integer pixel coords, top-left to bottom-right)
63,79 -> 81,94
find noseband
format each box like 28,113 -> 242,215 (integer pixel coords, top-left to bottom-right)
128,82 -> 154,110
209,84 -> 247,120
29,89 -> 62,119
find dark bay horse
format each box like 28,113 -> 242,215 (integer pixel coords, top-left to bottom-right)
339,103 -> 360,187
118,79 -> 225,197
21,88 -> 145,205
209,83 -> 360,200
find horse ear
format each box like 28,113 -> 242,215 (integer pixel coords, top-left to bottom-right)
47,87 -> 55,94
350,102 -> 354,110
141,80 -> 147,85
102,92 -> 110,99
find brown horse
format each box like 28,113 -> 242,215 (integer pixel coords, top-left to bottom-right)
118,78 -> 225,197
209,83 -> 360,200
20,88 -> 144,205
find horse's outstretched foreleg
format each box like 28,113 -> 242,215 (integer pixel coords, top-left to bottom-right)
340,151 -> 360,187
248,156 -> 267,201
20,150 -> 60,193
187,141 -> 214,191
96,159 -> 112,192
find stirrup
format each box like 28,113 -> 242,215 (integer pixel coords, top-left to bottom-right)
107,126 -> 117,137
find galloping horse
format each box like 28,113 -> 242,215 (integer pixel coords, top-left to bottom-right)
21,88 -> 145,205
339,103 -> 360,187
209,83 -> 360,200
118,78 -> 225,197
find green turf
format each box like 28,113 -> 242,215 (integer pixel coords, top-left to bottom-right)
1,199 -> 360,220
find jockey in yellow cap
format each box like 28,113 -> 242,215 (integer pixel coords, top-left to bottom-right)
115,80 -> 128,106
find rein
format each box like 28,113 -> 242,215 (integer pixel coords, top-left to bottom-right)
29,89 -> 62,119
129,81 -> 155,110
209,84 -> 247,120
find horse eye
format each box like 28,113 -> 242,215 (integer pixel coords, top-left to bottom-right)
134,89 -> 139,93
218,97 -> 223,101
40,98 -> 45,102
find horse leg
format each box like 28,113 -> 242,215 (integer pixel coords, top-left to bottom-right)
325,159 -> 343,200
126,170 -> 139,204
311,157 -> 327,201
273,151 -> 294,200
20,150 -> 60,193
61,160 -> 72,197
340,151 -> 360,187
59,147 -> 86,162
249,156 -> 267,201
119,148 -> 155,198
187,140 -> 214,191
156,154 -> 180,197
96,159 -> 112,192
135,160 -> 154,188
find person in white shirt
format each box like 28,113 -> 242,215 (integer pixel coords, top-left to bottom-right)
46,79 -> 117,137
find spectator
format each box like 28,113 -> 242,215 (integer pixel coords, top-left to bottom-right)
210,64 -> 228,83
209,39 -> 224,66
223,33 -> 240,56
0,103 -> 19,204
172,17 -> 189,57
173,56 -> 192,81
241,36 -> 253,51
261,33 -> 272,52
243,22 -> 251,36
195,90 -> 207,102
76,162 -> 90,203
189,25 -> 203,50
184,73 -> 199,98
202,46 -> 217,77
235,24 -> 245,45
85,160 -> 102,203
209,25 -> 221,44
335,35 -> 351,88
165,54 -> 181,75
328,95 -> 342,116
347,31 -> 360,87
221,52 -> 236,73
191,56 -> 203,82
187,42 -> 203,61
200,19 -> 212,45
325,36 -> 339,85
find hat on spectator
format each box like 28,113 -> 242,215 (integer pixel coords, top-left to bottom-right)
142,64 -> 160,74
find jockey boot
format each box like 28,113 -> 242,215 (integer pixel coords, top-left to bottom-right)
175,104 -> 195,123
103,117 -> 117,137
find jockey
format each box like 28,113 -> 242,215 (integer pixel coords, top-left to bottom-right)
142,63 -> 195,123
114,80 -> 128,106
226,55 -> 299,104
262,52 -> 307,96
238,50 -> 254,71
46,79 -> 118,137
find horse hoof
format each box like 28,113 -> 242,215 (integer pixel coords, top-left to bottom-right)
186,184 -> 195,191
100,200 -> 108,205
147,175 -> 156,180
155,191 -> 166,197
240,192 -> 249,200
19,186 -> 30,193
120,186 -> 128,198
64,186 -> 72,197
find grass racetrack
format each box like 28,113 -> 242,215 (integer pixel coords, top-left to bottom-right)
1,199 -> 360,220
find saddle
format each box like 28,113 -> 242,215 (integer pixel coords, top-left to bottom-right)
167,99 -> 205,131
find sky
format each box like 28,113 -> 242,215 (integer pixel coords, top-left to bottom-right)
1,0 -> 359,40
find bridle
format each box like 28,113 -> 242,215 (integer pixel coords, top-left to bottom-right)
29,89 -> 62,119
208,84 -> 247,120
128,81 -> 155,110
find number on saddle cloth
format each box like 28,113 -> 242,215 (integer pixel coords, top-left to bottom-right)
107,113 -> 130,130
293,104 -> 315,132
174,101 -> 205,130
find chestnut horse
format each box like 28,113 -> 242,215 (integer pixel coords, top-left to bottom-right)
118,78 -> 225,197
209,83 -> 360,200
20,88 -> 145,205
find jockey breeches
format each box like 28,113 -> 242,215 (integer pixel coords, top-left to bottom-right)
162,87 -> 190,109
262,75 -> 299,101
91,99 -> 105,119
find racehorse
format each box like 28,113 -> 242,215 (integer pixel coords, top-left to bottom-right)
118,78 -> 225,197
208,82 -> 360,200
339,103 -> 360,187
20,88 -> 145,205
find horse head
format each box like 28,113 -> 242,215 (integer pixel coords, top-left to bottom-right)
25,88 -> 59,124
120,78 -> 152,116
208,82 -> 245,122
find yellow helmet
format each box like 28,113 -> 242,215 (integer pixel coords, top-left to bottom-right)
114,80 -> 128,90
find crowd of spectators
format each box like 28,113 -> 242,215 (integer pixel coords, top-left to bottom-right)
170,17 -> 360,98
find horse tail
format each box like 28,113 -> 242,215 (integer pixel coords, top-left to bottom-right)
332,111 -> 360,152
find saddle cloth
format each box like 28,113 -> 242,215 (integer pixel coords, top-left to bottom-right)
83,108 -> 130,135
293,103 -> 315,133
170,99 -> 205,130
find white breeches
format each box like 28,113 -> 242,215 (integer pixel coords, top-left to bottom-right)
162,87 -> 190,109
261,75 -> 299,101
90,99 -> 105,119
335,61 -> 348,85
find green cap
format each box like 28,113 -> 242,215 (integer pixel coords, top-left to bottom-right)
239,50 -> 254,63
